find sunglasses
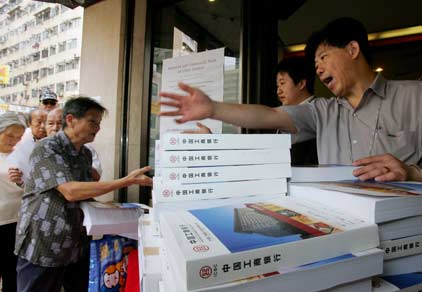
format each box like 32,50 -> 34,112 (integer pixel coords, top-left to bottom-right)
42,100 -> 57,106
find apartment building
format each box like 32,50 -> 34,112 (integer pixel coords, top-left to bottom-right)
0,0 -> 83,108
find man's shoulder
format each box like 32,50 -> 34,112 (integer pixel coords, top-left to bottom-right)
33,135 -> 65,155
386,79 -> 422,90
309,96 -> 340,110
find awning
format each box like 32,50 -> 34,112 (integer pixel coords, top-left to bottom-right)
34,0 -> 104,9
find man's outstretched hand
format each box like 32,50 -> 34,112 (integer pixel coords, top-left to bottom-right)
159,83 -> 215,123
126,166 -> 153,187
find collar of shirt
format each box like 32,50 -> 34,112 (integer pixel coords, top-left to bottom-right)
299,95 -> 315,105
57,131 -> 81,157
335,73 -> 387,109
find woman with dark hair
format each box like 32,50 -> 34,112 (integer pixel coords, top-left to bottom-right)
0,112 -> 27,292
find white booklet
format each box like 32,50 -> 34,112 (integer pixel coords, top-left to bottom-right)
159,196 -> 379,290
160,164 -> 291,184
289,184 -> 422,223
161,133 -> 291,151
160,149 -> 290,168
152,178 -> 287,203
290,165 -> 357,182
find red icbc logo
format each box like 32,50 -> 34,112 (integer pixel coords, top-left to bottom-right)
169,155 -> 177,163
199,266 -> 212,279
169,137 -> 177,145
162,190 -> 170,198
193,245 -> 209,252
169,173 -> 177,180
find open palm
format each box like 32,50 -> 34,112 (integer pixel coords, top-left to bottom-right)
159,82 -> 214,123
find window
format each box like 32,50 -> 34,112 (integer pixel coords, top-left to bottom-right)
42,48 -> 48,58
48,66 -> 54,75
33,51 -> 40,61
65,80 -> 78,91
56,63 -> 65,73
50,25 -> 58,36
67,38 -> 77,50
40,67 -> 48,78
58,41 -> 66,52
66,58 -> 79,70
50,45 -> 56,55
42,29 -> 49,40
56,82 -> 64,95
25,72 -> 31,82
32,70 -> 39,80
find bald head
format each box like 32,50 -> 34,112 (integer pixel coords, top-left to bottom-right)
29,109 -> 47,140
46,108 -> 63,136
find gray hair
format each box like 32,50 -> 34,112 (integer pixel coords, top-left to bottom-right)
0,112 -> 27,134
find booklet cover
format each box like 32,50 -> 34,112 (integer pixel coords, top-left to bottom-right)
162,248 -> 383,292
160,196 -> 379,290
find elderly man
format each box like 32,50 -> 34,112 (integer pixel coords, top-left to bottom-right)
45,108 -> 103,180
14,97 -> 152,292
45,107 -> 62,136
160,17 -> 422,182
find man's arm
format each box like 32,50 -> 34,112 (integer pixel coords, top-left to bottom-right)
57,166 -> 152,202
160,82 -> 297,132
352,154 -> 422,182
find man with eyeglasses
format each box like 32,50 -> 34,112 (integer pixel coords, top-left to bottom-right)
39,88 -> 59,111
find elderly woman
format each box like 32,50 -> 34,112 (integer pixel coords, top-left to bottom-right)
0,112 -> 26,292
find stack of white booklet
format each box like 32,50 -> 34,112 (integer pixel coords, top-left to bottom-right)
143,134 -> 384,292
80,201 -> 145,238
289,181 -> 422,279
153,134 -> 291,204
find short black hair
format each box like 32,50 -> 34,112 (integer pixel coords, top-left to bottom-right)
305,17 -> 371,69
277,58 -> 315,94
62,96 -> 107,129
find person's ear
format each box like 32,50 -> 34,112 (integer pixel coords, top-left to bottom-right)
347,41 -> 360,59
65,114 -> 74,128
298,79 -> 307,91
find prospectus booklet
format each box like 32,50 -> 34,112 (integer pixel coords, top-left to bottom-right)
159,196 -> 379,290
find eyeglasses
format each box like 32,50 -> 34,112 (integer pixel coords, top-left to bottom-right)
42,100 -> 57,106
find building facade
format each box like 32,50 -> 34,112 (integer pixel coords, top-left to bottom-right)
0,0 -> 83,108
